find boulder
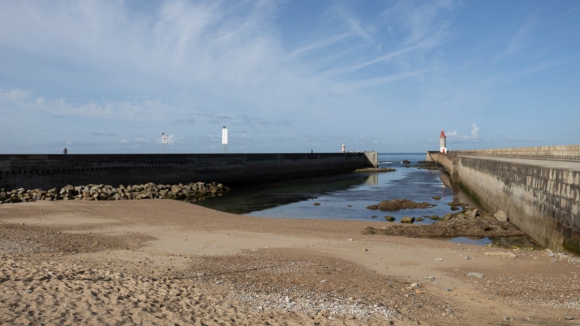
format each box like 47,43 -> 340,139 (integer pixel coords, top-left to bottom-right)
400,217 -> 415,224
494,210 -> 508,222
468,209 -> 479,219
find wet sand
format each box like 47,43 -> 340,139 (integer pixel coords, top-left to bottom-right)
1,200 -> 579,325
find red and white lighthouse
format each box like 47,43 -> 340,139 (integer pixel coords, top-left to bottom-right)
440,130 -> 447,154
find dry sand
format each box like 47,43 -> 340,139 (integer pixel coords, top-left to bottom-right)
1,199 -> 580,325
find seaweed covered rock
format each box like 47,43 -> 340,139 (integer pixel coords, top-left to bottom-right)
366,199 -> 432,211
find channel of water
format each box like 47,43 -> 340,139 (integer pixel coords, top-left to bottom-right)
194,153 -> 541,249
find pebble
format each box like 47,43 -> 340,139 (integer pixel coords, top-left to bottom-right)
564,315 -> 575,320
434,258 -> 444,262
467,272 -> 484,278
347,239 -> 353,241
465,256 -> 472,260
425,276 -> 435,280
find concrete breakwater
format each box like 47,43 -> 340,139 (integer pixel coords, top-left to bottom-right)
427,145 -> 580,252
0,182 -> 229,204
0,152 -> 378,191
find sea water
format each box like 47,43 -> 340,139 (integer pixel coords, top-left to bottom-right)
195,153 -> 462,224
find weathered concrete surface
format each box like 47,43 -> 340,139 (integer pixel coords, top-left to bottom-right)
455,145 -> 580,161
426,147 -> 580,252
458,156 -> 580,251
0,152 -> 377,191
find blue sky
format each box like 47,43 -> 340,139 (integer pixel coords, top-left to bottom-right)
0,0 -> 578,154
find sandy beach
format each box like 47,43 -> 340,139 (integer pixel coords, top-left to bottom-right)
1,199 -> 579,325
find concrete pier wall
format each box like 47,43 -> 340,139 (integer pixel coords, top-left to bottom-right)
456,145 -> 580,161
426,145 -> 580,251
0,152 -> 378,191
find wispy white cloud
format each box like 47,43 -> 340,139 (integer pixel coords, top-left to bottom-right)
498,14 -> 538,60
0,88 -> 176,122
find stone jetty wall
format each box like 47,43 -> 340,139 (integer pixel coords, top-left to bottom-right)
0,152 -> 377,191
426,146 -> 580,252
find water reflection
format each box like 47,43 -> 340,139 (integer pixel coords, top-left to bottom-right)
194,174 -> 375,215
363,174 -> 378,186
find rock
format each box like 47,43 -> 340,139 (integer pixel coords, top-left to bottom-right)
313,202 -> 321,206
400,217 -> 415,224
367,199 -> 431,211
402,160 -> 411,164
384,216 -> 395,222
485,252 -> 517,259
442,213 -> 453,221
465,256 -> 472,260
434,258 -> 443,262
432,196 -> 441,200
467,272 -> 484,278
494,210 -> 508,222
450,206 -> 459,211
468,209 -> 479,218
564,315 -> 575,321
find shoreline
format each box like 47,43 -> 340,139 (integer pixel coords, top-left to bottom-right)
1,200 -> 579,325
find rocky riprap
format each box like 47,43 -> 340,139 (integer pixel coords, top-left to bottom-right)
414,161 -> 439,170
363,208 -> 525,238
0,182 -> 230,204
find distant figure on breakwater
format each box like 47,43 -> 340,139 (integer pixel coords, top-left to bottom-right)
63,147 -> 67,155
311,149 -> 313,154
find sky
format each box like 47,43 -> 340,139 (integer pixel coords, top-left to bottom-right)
0,0 -> 579,154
